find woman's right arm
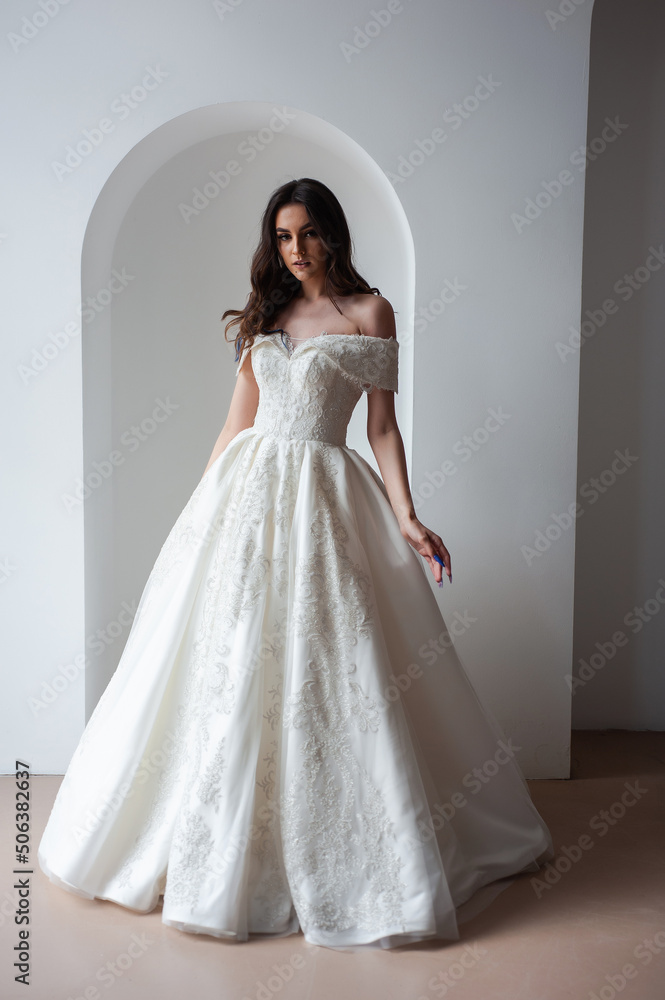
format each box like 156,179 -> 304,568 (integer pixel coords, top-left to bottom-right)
200,352 -> 259,480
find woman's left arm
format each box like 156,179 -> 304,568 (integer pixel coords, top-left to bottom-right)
362,296 -> 452,586
367,387 -> 452,586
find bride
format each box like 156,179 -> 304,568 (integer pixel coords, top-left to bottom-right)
38,176 -> 553,951
205,183 -> 452,585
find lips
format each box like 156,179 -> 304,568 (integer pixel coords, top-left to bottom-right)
293,261 -> 309,267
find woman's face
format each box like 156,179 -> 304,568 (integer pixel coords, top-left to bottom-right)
274,203 -> 327,283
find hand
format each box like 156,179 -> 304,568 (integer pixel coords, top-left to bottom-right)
399,516 -> 452,586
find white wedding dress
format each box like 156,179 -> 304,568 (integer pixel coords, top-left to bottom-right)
38,330 -> 554,950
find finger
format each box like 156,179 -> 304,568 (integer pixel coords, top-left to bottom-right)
434,549 -> 452,583
428,537 -> 450,568
422,533 -> 452,584
431,552 -> 446,584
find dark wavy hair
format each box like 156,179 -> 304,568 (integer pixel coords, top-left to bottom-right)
222,177 -> 381,361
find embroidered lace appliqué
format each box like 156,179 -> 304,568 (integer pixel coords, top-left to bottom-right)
280,446 -> 407,934
236,334 -> 399,447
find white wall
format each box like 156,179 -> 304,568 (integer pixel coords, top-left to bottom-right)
572,0 -> 665,728
1,0 -> 596,777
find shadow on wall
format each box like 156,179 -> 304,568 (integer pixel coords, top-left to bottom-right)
573,0 -> 665,728
79,101 -> 415,717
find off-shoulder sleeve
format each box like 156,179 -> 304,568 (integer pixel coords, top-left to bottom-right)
342,336 -> 399,394
370,337 -> 399,393
235,339 -> 254,377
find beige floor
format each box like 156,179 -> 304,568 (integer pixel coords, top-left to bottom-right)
1,731 -> 663,1000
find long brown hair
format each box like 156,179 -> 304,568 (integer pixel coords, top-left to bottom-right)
222,177 -> 381,360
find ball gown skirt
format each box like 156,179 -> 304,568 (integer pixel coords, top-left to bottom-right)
38,331 -> 554,951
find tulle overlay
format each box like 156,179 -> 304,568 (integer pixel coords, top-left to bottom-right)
39,332 -> 553,950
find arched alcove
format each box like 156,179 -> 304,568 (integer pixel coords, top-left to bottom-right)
81,101 -> 415,716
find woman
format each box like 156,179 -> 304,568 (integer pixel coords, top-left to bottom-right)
38,177 -> 554,951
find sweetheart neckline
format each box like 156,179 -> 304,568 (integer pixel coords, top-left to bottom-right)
264,330 -> 394,360
282,330 -> 354,358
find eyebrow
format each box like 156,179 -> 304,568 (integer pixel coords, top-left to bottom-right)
275,223 -> 315,232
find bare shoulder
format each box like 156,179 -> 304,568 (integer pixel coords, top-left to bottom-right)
357,294 -> 396,340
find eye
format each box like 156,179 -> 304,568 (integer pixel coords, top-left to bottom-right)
276,230 -> 317,241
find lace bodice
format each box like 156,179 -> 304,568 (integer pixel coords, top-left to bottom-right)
235,332 -> 399,446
